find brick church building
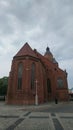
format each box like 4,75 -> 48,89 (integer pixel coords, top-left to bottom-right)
6,43 -> 68,105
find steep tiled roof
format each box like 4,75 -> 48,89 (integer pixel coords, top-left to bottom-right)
34,50 -> 55,69
34,49 -> 60,71
15,42 -> 38,58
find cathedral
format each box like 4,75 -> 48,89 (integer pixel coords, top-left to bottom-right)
6,43 -> 68,105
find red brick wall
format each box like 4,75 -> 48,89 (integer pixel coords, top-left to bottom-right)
6,55 -> 69,105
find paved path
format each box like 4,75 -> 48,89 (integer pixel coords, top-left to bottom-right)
0,102 -> 73,130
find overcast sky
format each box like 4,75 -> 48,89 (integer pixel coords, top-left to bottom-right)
0,0 -> 73,89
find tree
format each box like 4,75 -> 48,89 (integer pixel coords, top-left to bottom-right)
0,77 -> 8,96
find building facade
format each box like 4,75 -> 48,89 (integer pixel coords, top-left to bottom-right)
6,43 -> 69,104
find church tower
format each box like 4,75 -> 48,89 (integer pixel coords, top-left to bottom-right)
44,46 -> 58,66
44,47 -> 53,61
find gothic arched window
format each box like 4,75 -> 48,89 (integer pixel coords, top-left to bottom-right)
47,78 -> 51,93
31,63 -> 35,89
18,63 -> 23,90
57,77 -> 63,88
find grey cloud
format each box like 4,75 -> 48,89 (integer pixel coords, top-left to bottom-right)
0,0 -> 73,88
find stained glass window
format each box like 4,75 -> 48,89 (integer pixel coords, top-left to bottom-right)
18,63 -> 23,90
47,79 -> 51,93
31,63 -> 35,89
57,78 -> 63,88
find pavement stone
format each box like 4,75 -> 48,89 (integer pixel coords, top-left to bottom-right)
0,102 -> 73,130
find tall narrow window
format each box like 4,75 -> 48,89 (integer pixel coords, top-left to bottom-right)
18,63 -> 23,90
31,63 -> 35,89
57,77 -> 63,88
47,79 -> 51,93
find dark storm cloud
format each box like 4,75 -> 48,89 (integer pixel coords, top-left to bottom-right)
0,0 -> 73,88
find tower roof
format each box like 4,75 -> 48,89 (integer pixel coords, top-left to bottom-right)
45,47 -> 52,55
44,46 -> 53,61
15,42 -> 38,58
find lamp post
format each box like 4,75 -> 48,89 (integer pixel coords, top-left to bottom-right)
35,80 -> 38,105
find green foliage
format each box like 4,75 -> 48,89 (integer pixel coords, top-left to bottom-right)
0,77 -> 8,96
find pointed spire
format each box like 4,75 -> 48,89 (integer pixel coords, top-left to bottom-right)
46,47 -> 51,54
44,46 -> 54,62
44,46 -> 53,56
